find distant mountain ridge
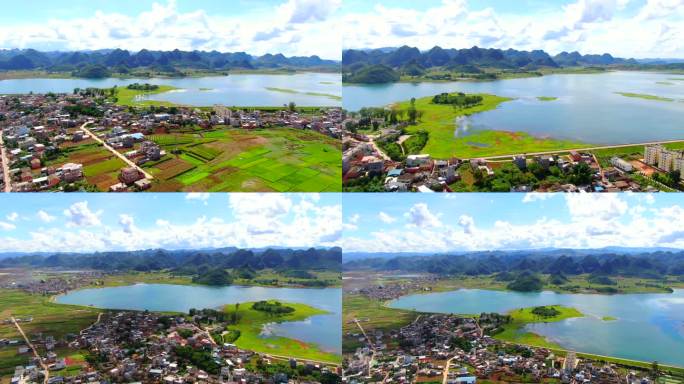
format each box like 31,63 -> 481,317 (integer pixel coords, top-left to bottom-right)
343,247 -> 684,262
0,247 -> 342,272
343,247 -> 684,279
0,48 -> 340,75
344,45 -> 637,70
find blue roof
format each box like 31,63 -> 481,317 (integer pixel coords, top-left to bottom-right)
454,377 -> 477,384
387,169 -> 403,177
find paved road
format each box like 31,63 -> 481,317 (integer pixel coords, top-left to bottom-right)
0,133 -> 10,192
442,356 -> 457,384
354,319 -> 376,377
368,135 -> 392,162
80,122 -> 154,180
12,316 -> 49,384
472,139 -> 684,161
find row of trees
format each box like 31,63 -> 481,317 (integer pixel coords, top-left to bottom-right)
432,92 -> 483,108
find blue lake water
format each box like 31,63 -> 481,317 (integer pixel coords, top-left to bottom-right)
56,283 -> 342,354
389,288 -> 684,367
343,71 -> 684,144
0,72 -> 341,107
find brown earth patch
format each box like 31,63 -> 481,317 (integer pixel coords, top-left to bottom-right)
157,159 -> 195,180
149,180 -> 185,192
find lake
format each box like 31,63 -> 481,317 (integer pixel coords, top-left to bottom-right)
56,283 -> 342,354
389,288 -> 684,367
0,72 -> 341,107
344,71 -> 684,145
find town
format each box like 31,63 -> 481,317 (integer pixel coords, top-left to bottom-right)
342,121 -> 684,193
344,312 -> 662,384
6,310 -> 341,384
0,88 -> 343,193
1,272 -> 341,384
342,275 -> 678,384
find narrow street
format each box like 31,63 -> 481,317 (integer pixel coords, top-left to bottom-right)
368,135 -> 392,161
0,132 -> 11,192
442,356 -> 456,384
12,316 -> 49,384
80,121 -> 154,180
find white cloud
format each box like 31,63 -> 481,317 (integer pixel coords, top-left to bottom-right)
343,195 -> 684,253
0,195 -> 341,253
186,193 -> 210,205
119,214 -> 136,234
343,213 -> 360,231
6,212 -> 18,222
37,210 -> 56,223
565,193 -> 628,221
405,203 -> 442,228
0,0 -> 341,59
63,201 -> 102,227
0,221 -> 15,231
378,212 -> 397,224
522,193 -> 556,203
278,0 -> 342,23
457,215 -> 476,234
343,0 -> 684,59
637,0 -> 684,20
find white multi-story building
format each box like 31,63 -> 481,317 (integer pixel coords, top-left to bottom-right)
644,144 -> 661,165
659,150 -> 676,171
610,156 -> 633,172
647,144 -> 684,172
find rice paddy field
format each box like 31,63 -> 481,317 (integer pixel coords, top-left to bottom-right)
145,127 -> 342,192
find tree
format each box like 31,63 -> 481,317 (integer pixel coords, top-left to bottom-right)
651,361 -> 660,379
408,97 -> 417,123
389,110 -> 398,125
288,101 -> 296,112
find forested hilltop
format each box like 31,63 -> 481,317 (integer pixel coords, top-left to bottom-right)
342,45 -> 682,83
0,48 -> 340,78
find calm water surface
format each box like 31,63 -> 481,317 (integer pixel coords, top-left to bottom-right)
344,71 -> 684,144
389,288 -> 684,366
56,283 -> 342,354
0,73 -> 341,107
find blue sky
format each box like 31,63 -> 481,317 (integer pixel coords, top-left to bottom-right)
0,0 -> 342,59
343,193 -> 684,252
342,0 -> 684,58
0,193 -> 341,253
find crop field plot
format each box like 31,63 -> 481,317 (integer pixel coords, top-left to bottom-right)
46,141 -> 126,191
145,127 -> 342,192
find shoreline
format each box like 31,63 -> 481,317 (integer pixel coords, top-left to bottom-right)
374,293 -> 684,371
40,285 -> 343,364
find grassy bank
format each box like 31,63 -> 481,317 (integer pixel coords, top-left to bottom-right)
223,301 -> 340,363
615,92 -> 675,102
114,84 -> 179,107
494,306 -> 584,349
394,94 -> 585,159
265,87 -> 342,101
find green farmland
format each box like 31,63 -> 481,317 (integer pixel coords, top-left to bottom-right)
145,127 -> 341,192
395,94 -> 585,159
222,301 -> 340,363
